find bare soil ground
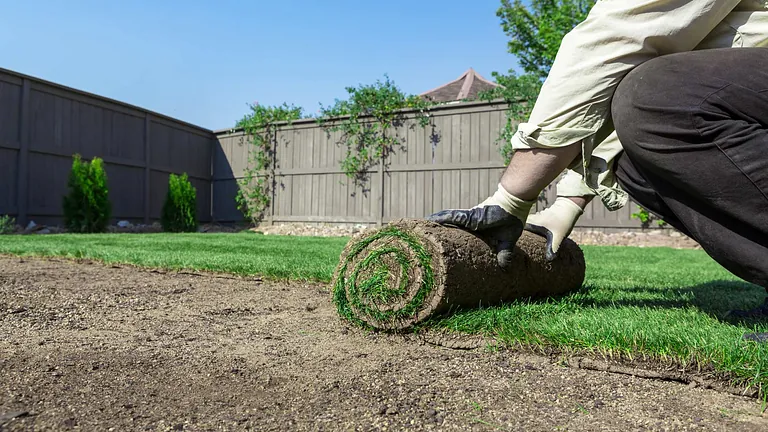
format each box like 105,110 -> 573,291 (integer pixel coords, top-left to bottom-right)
1,256 -> 765,432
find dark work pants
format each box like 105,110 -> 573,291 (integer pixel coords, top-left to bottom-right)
611,47 -> 768,289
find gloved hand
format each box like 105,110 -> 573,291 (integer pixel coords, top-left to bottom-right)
426,184 -> 536,268
524,197 -> 584,262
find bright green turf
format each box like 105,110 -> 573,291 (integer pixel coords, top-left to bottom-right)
431,246 -> 768,394
0,232 -> 348,281
1,233 -> 766,393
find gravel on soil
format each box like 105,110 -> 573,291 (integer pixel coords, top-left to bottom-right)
13,219 -> 703,251
252,223 -> 702,249
1,256 -> 764,431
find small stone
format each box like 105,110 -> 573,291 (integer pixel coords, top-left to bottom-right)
386,407 -> 398,415
0,411 -> 29,423
117,220 -> 132,228
378,405 -> 387,415
427,409 -> 437,417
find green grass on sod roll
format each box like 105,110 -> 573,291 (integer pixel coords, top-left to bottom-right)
0,232 -> 767,394
332,225 -> 435,326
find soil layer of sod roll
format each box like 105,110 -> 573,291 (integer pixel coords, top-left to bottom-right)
331,218 -> 586,331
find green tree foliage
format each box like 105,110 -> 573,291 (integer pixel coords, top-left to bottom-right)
161,173 -> 198,233
498,0 -> 595,80
480,0 -> 596,162
235,102 -> 303,225
62,154 -> 112,233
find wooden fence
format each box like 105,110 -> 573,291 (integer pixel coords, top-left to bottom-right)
0,68 -> 646,231
213,100 -> 645,230
0,67 -> 214,227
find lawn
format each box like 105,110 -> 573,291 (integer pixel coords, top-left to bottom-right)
1,232 -> 767,394
0,232 -> 348,281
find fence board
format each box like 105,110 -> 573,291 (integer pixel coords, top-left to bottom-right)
0,148 -> 18,215
0,80 -> 22,149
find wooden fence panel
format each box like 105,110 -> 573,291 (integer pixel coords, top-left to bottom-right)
212,100 -> 646,230
0,73 -> 22,217
0,77 -> 22,150
0,68 -> 649,231
0,148 -> 19,216
0,67 -> 214,227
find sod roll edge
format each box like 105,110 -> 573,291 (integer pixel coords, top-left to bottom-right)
331,218 -> 586,330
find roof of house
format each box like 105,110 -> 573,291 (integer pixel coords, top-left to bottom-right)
419,68 -> 501,103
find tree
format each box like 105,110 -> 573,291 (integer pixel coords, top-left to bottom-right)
497,0 -> 595,80
480,0 -> 596,161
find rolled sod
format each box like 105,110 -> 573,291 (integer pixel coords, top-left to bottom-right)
331,218 -> 586,331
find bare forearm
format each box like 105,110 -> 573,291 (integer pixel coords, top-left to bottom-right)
499,144 -> 583,201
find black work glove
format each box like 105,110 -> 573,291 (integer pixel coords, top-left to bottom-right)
426,184 -> 536,268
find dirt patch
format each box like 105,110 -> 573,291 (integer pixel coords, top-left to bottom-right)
1,256 -> 764,431
570,229 -> 702,250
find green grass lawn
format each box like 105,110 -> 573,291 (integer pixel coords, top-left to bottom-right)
1,232 -> 767,394
0,232 -> 348,281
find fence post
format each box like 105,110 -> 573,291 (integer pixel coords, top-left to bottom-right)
16,78 -> 31,227
267,129 -> 277,226
377,159 -> 384,227
209,135 -> 216,223
144,114 -> 151,224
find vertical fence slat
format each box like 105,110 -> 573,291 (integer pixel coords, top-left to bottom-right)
16,78 -> 30,226
143,114 -> 151,224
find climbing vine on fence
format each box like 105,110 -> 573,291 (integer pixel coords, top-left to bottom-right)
316,75 -> 435,192
235,102 -> 303,225
632,206 -> 668,229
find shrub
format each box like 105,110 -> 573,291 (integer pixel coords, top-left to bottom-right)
161,173 -> 197,233
0,215 -> 16,234
62,154 -> 112,233
632,206 -> 668,229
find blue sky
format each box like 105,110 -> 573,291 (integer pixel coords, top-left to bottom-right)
1,1 -> 519,130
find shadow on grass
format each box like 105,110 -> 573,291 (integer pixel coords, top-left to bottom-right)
572,279 -> 767,326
